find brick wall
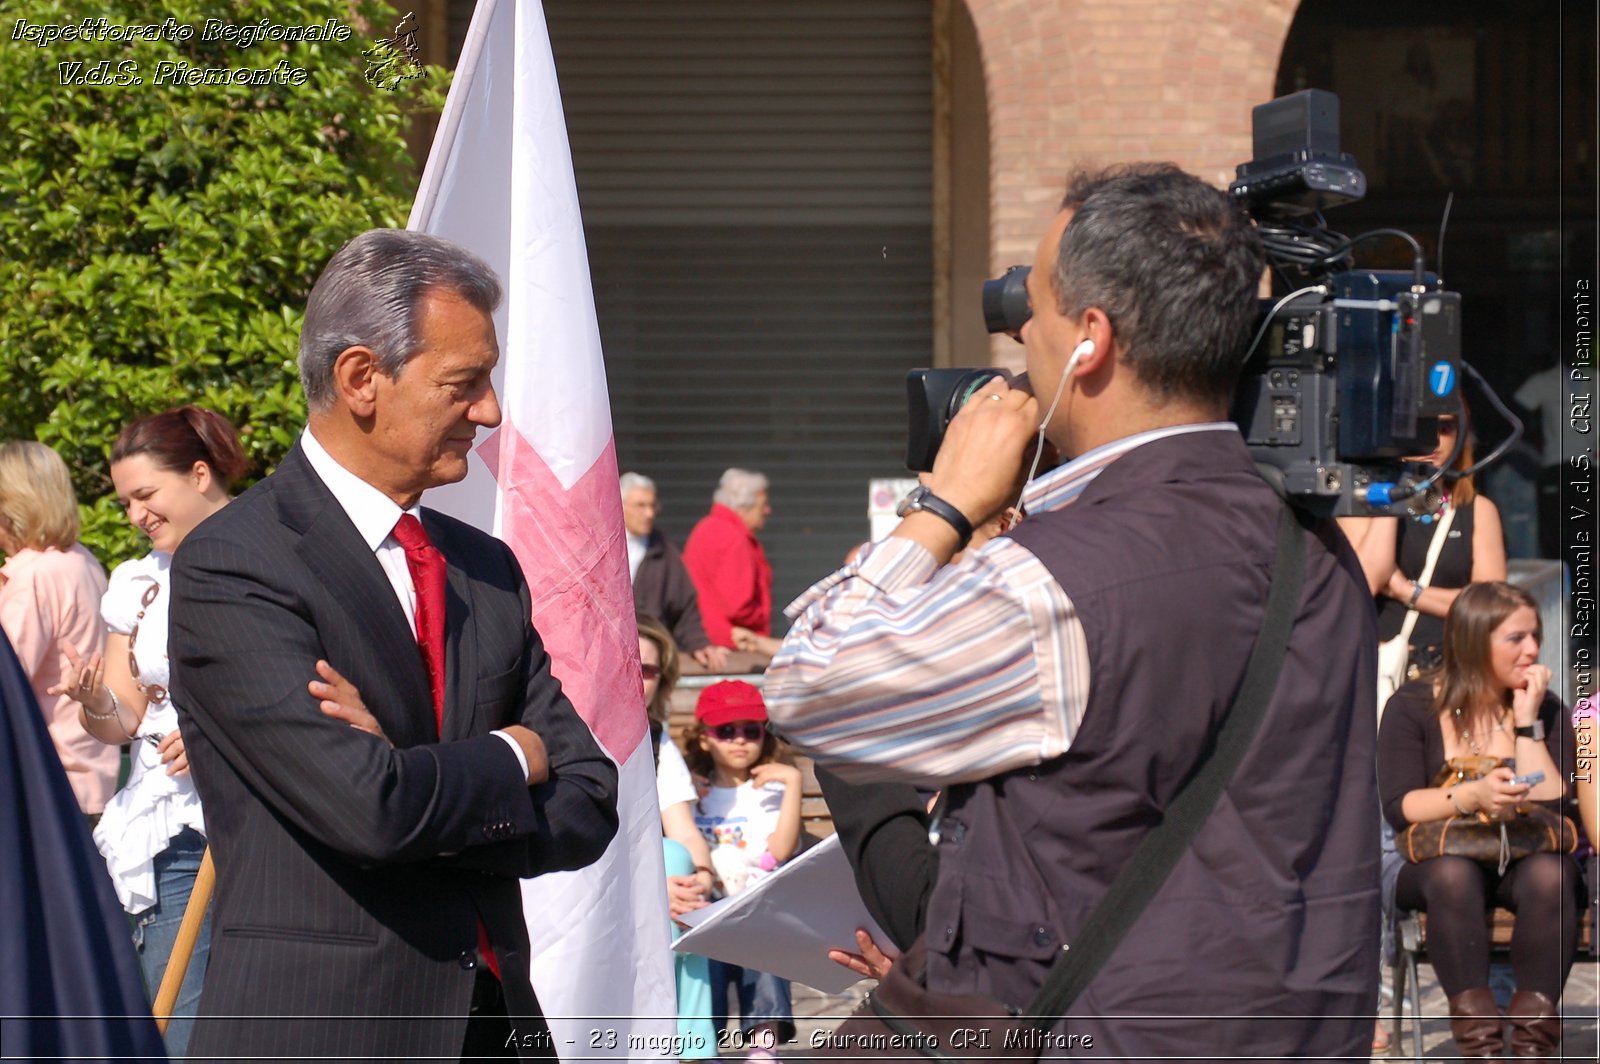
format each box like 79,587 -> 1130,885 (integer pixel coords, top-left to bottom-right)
965,0 -> 1302,368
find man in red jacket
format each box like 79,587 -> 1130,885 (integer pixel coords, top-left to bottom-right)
681,468 -> 772,650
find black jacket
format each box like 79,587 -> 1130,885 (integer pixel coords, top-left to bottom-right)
169,444 -> 618,1062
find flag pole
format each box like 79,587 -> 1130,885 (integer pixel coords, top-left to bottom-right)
153,846 -> 215,1033
408,0 -> 499,230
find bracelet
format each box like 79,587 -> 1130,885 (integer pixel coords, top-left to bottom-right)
85,689 -> 136,741
1448,787 -> 1470,816
82,687 -> 119,720
692,865 -> 713,877
1406,580 -> 1424,608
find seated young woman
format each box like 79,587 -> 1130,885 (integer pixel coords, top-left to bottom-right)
1377,581 -> 1582,1060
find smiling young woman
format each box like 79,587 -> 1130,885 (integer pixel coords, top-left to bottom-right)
50,404 -> 247,1058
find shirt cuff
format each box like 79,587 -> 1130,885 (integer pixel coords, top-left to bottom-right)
492,729 -> 530,781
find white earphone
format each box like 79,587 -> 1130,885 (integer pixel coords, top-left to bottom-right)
1021,338 -> 1097,491
1064,338 -> 1096,377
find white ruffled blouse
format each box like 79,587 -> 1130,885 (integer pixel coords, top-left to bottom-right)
92,552 -> 205,914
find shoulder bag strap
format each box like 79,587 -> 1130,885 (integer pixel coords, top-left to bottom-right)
1022,502 -> 1307,1022
1396,502 -> 1456,648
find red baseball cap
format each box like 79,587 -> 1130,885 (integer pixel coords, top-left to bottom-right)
695,680 -> 768,728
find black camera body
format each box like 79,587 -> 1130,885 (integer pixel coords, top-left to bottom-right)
908,90 -> 1463,516
904,367 -> 1007,472
1229,90 -> 1461,516
1232,271 -> 1460,514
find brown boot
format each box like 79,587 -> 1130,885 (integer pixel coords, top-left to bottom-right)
1506,990 -> 1560,1059
1448,987 -> 1505,1057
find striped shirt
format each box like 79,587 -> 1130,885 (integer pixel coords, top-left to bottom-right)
762,422 -> 1239,785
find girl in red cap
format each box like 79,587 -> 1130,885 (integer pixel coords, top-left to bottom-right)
683,680 -> 801,1060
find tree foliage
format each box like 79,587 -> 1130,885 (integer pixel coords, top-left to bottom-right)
0,0 -> 444,564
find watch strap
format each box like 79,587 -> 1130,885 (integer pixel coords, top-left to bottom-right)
904,489 -> 974,550
1514,720 -> 1546,741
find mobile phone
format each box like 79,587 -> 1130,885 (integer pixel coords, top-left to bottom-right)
1510,771 -> 1544,787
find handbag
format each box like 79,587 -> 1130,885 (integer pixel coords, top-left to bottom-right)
811,505 -> 1307,1061
1377,504 -> 1455,721
1398,756 -> 1579,874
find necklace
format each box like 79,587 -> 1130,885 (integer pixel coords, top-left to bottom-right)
129,582 -> 168,705
1451,705 -> 1507,755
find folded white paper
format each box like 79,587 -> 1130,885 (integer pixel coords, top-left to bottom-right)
673,833 -> 890,994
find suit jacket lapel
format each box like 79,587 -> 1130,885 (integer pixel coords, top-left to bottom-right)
274,445 -> 437,747
426,512 -> 481,743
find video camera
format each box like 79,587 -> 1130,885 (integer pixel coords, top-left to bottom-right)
907,90 -> 1486,519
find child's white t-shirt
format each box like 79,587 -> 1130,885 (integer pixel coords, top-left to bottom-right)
695,779 -> 785,896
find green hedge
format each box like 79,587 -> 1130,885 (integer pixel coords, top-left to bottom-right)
0,0 -> 445,565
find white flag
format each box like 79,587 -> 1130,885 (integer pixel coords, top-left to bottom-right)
409,1 -> 676,1056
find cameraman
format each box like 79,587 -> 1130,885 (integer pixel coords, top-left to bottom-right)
763,164 -> 1379,1057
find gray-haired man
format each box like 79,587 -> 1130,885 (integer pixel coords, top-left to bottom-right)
621,471 -> 726,670
169,228 -> 617,1062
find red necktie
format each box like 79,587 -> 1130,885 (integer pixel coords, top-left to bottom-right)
392,514 -> 446,737
391,514 -> 501,979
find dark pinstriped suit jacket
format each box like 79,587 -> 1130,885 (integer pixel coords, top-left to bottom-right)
168,444 -> 618,1063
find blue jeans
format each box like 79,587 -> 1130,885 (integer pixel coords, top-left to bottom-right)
130,827 -> 211,1061
706,958 -> 794,1045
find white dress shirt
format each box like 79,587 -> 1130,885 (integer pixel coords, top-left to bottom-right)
626,532 -> 648,582
300,428 -> 528,777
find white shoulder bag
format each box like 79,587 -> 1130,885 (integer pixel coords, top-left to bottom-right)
1376,503 -> 1455,721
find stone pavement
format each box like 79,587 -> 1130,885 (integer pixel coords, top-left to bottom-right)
780,955 -> 1598,1059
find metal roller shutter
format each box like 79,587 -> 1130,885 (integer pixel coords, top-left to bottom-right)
544,0 -> 933,630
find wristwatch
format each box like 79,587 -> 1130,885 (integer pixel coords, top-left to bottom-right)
896,485 -> 974,551
1514,720 -> 1546,741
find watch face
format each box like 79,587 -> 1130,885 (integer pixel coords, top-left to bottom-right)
895,485 -> 927,519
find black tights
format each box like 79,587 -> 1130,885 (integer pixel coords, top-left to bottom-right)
1395,853 -> 1583,1001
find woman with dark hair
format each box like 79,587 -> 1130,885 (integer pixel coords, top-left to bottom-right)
52,405 -> 247,1059
1377,582 -> 1580,1059
1375,406 -> 1507,675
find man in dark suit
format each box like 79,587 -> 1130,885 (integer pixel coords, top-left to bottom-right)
620,471 -> 726,671
168,229 -> 618,1062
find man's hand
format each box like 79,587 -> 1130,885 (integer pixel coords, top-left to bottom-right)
827,927 -> 899,981
925,377 -> 1040,531
310,660 -> 392,746
501,724 -> 549,786
692,644 -> 730,671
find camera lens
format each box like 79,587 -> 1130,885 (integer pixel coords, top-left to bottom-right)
982,265 -> 1032,339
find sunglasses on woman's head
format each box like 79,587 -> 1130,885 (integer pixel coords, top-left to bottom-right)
710,722 -> 765,743
641,663 -> 661,680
